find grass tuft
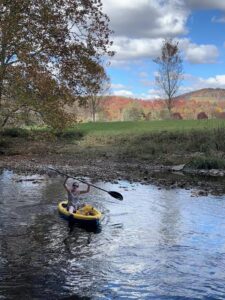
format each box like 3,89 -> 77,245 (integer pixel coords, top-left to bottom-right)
186,156 -> 225,170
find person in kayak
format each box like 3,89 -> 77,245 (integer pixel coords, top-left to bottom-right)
64,177 -> 90,213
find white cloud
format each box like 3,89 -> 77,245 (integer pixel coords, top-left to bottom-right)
133,89 -> 161,100
111,83 -> 126,89
179,73 -> 225,92
103,0 -> 225,43
143,74 -> 225,99
111,36 -> 219,65
198,75 -> 225,87
111,37 -> 163,61
103,0 -> 189,39
113,89 -> 134,97
211,16 -> 225,23
103,0 -> 221,65
177,85 -> 195,95
183,42 -> 219,64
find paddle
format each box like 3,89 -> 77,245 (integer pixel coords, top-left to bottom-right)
48,167 -> 123,201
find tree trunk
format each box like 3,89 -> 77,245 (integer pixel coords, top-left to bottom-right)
167,97 -> 173,117
92,107 -> 96,122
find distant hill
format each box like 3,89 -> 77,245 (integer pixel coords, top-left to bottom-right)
97,88 -> 225,121
175,88 -> 225,101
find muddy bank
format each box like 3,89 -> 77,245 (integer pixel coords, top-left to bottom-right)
1,153 -> 225,196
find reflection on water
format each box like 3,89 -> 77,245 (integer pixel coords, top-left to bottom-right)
1,170 -> 225,299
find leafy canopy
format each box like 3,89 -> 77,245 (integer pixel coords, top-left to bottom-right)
0,0 -> 113,128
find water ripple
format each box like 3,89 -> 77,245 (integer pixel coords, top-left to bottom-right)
1,171 -> 225,299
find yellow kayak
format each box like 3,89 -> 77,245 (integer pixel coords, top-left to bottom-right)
58,201 -> 102,226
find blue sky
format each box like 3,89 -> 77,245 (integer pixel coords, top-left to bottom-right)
102,0 -> 225,99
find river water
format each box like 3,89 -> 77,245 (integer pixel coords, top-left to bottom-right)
1,170 -> 225,299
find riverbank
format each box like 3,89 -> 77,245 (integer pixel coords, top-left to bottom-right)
1,120 -> 225,195
0,147 -> 225,197
1,153 -> 225,196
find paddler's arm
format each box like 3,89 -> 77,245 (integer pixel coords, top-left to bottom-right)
80,183 -> 90,194
63,176 -> 70,192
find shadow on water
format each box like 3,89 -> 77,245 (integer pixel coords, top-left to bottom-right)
63,222 -> 102,260
2,170 -> 225,299
68,221 -> 102,234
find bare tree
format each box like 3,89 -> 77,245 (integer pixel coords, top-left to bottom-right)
88,69 -> 110,122
153,39 -> 183,115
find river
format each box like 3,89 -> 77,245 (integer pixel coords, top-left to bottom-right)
1,169 -> 225,299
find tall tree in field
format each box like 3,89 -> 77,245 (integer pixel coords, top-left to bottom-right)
88,67 -> 110,122
153,39 -> 183,115
0,0 -> 113,128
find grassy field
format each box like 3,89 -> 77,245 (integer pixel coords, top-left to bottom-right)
73,119 -> 225,136
2,119 -> 225,168
5,119 -> 224,137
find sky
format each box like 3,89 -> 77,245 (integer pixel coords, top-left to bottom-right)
101,0 -> 225,99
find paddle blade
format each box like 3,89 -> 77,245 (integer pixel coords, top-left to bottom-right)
108,191 -> 123,200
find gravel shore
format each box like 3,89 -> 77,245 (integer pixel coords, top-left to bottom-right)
1,153 -> 225,196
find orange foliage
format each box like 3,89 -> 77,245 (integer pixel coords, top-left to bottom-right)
99,92 -> 225,121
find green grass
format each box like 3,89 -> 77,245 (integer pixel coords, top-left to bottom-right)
66,120 -> 225,166
73,119 -> 225,136
186,156 -> 225,170
3,119 -> 225,168
20,119 -> 225,137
